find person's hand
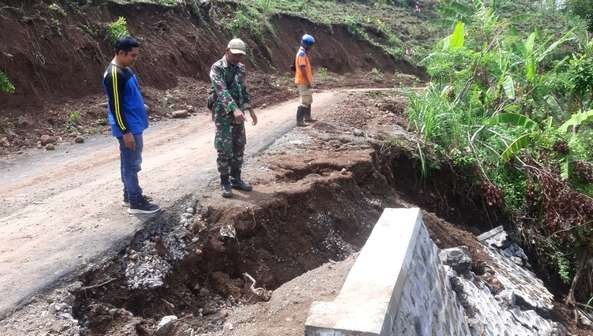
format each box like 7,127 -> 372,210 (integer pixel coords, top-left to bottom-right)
249,109 -> 258,126
123,133 -> 136,151
233,109 -> 245,124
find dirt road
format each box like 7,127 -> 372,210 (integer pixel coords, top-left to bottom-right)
0,90 -> 354,319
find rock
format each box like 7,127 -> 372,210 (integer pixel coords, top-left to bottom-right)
478,228 -> 552,313
451,270 -> 560,336
578,310 -> 593,328
155,315 -> 178,336
0,137 -> 9,147
440,246 -> 472,275
510,256 -> 523,266
49,302 -> 69,314
40,135 -> 57,146
186,207 -> 195,214
67,281 -> 83,293
57,312 -> 74,321
144,104 -> 150,112
45,144 -> 56,151
99,102 -> 108,108
199,287 -> 210,297
202,304 -> 218,315
353,128 -> 364,137
74,136 -> 84,144
478,226 -> 510,249
172,110 -> 189,119
17,116 -> 33,128
219,224 -> 236,239
447,228 -> 559,336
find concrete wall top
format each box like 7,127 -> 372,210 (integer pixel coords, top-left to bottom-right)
305,208 -> 422,336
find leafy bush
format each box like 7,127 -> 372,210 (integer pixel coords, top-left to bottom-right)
48,3 -> 67,17
568,0 -> 593,32
107,17 -> 129,42
317,66 -> 329,78
370,67 -> 384,82
0,71 -> 15,94
407,0 -> 593,305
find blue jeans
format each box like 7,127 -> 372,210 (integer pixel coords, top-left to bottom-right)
118,133 -> 144,204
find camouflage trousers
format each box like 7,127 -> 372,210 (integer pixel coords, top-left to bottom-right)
214,114 -> 246,177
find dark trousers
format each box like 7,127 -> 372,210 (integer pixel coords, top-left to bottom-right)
118,133 -> 144,204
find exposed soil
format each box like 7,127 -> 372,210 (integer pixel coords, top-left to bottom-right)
2,1 -> 589,335
0,0 -> 424,156
2,90 -> 581,335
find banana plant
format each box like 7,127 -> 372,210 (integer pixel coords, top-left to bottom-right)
484,112 -> 543,161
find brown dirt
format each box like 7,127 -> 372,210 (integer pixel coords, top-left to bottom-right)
1,86 -> 590,335
0,72 -> 294,155
46,90 -> 585,335
0,0 -> 424,156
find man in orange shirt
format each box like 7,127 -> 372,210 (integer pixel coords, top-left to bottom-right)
294,34 -> 315,126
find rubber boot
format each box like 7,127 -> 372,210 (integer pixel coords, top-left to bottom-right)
221,175 -> 233,198
231,170 -> 253,191
296,106 -> 306,127
304,106 -> 315,122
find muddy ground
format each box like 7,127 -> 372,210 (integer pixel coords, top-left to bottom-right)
2,90 -> 592,335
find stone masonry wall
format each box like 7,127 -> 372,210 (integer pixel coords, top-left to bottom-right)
305,208 -> 470,336
390,223 -> 470,336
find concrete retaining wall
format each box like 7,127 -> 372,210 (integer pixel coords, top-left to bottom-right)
304,208 -> 469,336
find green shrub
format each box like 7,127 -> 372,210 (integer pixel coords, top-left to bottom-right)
107,17 -> 129,42
0,71 -> 15,94
48,3 -> 67,17
568,0 -> 593,32
407,0 -> 593,305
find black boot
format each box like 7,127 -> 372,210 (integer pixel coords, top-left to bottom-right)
296,106 -> 306,127
221,175 -> 233,198
231,171 -> 253,191
304,106 -> 315,122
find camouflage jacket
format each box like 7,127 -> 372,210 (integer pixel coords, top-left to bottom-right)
208,56 -> 251,118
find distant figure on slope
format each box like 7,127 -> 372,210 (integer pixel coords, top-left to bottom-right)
208,38 -> 258,198
294,34 -> 316,127
102,36 -> 160,214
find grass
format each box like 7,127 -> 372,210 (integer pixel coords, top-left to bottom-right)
209,0 -> 444,64
111,0 -> 443,64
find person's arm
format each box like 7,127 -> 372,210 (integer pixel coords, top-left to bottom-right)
209,63 -> 240,116
105,65 -> 136,149
237,64 -> 257,125
238,64 -> 251,110
104,65 -> 130,134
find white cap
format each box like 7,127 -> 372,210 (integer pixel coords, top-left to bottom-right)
227,38 -> 247,55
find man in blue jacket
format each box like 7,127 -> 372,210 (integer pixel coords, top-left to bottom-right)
103,36 -> 160,214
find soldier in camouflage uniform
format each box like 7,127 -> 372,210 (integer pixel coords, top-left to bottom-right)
209,38 -> 258,198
